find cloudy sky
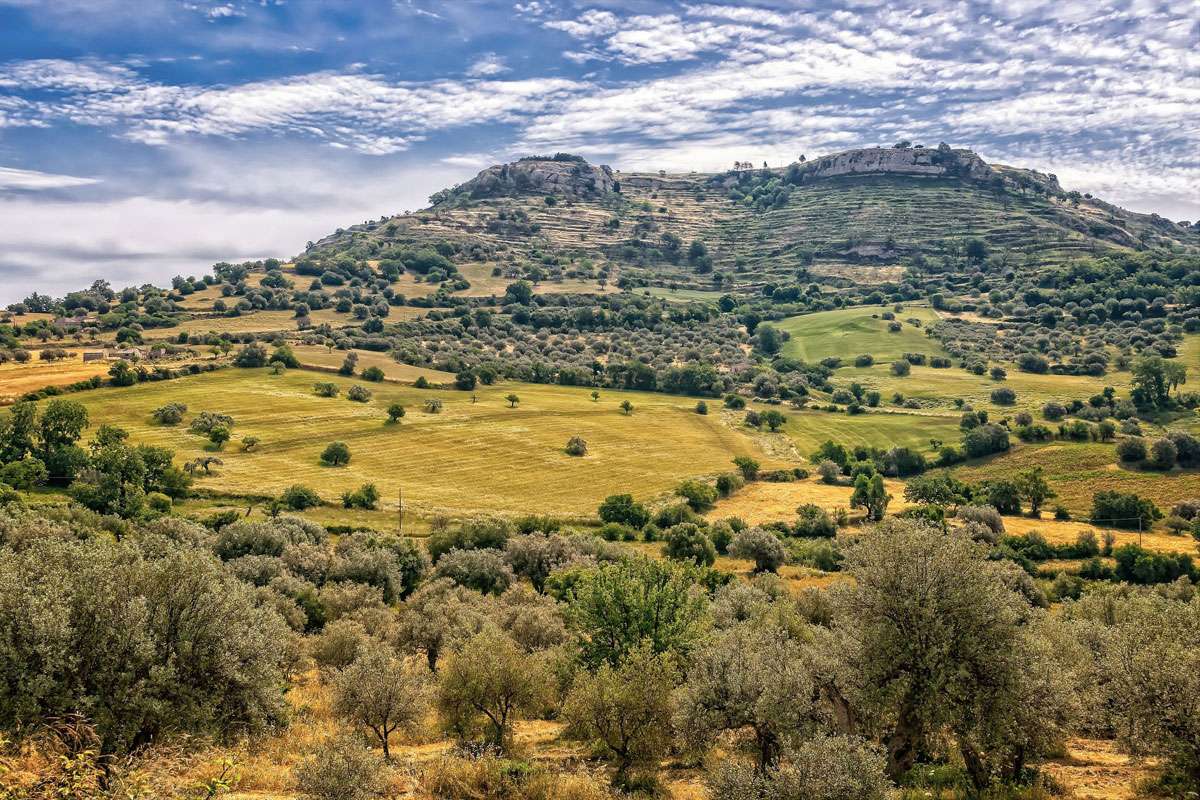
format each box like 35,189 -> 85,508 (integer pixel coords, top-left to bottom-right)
0,0 -> 1196,301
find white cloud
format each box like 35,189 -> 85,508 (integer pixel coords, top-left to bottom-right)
0,166 -> 100,190
466,53 -> 510,77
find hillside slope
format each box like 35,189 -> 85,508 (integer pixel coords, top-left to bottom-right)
305,146 -> 1198,295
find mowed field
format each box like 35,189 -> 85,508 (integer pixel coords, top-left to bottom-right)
61,368 -> 768,518
291,346 -> 455,384
777,304 -> 948,363
779,405 -> 961,454
947,442 -> 1200,518
0,354 -> 111,402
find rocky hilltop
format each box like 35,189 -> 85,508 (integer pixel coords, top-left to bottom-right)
793,145 -> 993,181
432,153 -> 618,205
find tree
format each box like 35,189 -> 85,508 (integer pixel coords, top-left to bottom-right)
676,478 -> 718,511
903,473 -> 970,509
208,425 -> 231,449
1016,467 -> 1055,515
565,436 -> 588,456
341,482 -> 380,510
1086,593 -> 1200,789
454,370 -> 477,391
707,734 -> 890,800
321,441 -> 351,466
1116,437 -> 1147,462
733,455 -> 759,480
890,360 -> 911,377
434,548 -> 515,595
562,647 -> 677,785
347,385 -> 371,402
0,401 -> 37,462
361,366 -> 385,382
831,519 -> 1072,785
395,578 -> 490,672
728,528 -> 786,573
762,409 -> 787,431
233,343 -> 268,368
619,400 -> 634,415
850,474 -> 890,521
677,619 -> 818,767
1148,437 -> 1178,470
564,558 -> 707,669
332,643 -> 429,760
505,393 -> 520,407
1090,490 -> 1161,529
1132,355 -> 1171,409
598,493 -> 650,528
386,403 -> 406,423
664,522 -> 716,567
37,398 -> 89,459
437,628 -> 550,750
591,390 -> 600,402
0,538 -> 288,757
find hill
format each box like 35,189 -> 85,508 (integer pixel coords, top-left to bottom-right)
306,145 -> 1199,296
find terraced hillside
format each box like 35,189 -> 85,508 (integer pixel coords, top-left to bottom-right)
305,147 -> 1198,296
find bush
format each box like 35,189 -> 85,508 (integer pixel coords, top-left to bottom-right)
695,400 -> 708,415
565,436 -> 588,456
664,523 -> 716,567
1148,438 -> 1178,471
729,528 -> 786,573
598,494 -> 650,528
341,482 -> 380,509
962,424 -> 1010,458
281,484 -> 323,510
434,548 -> 515,595
1042,401 -> 1067,421
295,734 -> 388,800
361,366 -> 385,382
817,459 -> 841,484
990,387 -> 1017,405
676,479 -> 718,512
427,517 -> 513,561
794,504 -> 836,537
152,402 -> 187,425
1091,490 -> 1162,530
854,354 -> 874,367
1116,437 -> 1147,462
715,472 -> 745,498
347,385 -> 372,402
0,458 -> 47,490
890,360 -> 911,377
313,382 -> 339,397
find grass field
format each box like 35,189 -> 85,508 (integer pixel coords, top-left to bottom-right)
832,362 -> 1133,417
59,368 -> 767,518
947,442 -> 1200,520
0,352 -> 112,402
642,286 -> 724,303
705,476 -> 912,525
777,305 -> 948,363
779,405 -> 961,455
291,346 -> 455,384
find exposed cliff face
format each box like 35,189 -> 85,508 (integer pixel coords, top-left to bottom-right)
792,146 -> 995,182
436,156 -> 618,203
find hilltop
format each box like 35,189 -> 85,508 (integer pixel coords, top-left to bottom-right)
307,145 -> 1198,295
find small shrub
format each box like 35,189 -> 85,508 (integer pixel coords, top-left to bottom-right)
565,436 -> 588,456
347,385 -> 372,403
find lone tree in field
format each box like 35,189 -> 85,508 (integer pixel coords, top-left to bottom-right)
591,390 -> 600,402
321,441 -> 351,467
332,643 -> 429,761
208,425 -> 231,450
565,436 -> 588,456
620,400 -> 634,415
506,393 -> 520,408
386,403 -> 406,423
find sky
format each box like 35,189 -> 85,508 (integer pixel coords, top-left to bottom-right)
0,0 -> 1197,302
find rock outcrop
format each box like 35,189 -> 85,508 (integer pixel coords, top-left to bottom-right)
791,145 -> 995,182
435,155 -> 617,203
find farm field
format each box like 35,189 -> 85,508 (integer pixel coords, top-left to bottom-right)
170,308 -> 385,337
833,361 -> 1134,416
777,304 -> 948,363
705,476 -> 912,525
642,286 -> 724,303
0,352 -> 112,401
61,368 -> 768,518
778,405 -> 961,454
290,345 -> 455,384
947,442 -> 1200,518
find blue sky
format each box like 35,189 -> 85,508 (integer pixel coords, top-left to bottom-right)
0,0 -> 1196,300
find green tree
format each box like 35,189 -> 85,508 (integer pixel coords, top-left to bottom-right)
620,400 -> 634,415
321,442 -> 351,466
664,522 -> 716,567
850,474 -> 890,521
386,403 -> 406,423
562,647 -> 677,785
564,558 -> 707,669
505,393 -> 520,407
436,628 -> 550,750
598,493 -> 650,528
332,643 -> 429,760
1016,467 -> 1056,515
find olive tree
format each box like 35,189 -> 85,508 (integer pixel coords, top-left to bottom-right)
436,627 -> 551,750
562,647 -> 677,785
332,642 -> 429,760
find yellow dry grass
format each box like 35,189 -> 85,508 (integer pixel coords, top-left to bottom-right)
290,346 -> 454,384
62,367 -> 767,518
0,354 -> 111,402
706,477 -> 911,526
1001,515 -> 1197,555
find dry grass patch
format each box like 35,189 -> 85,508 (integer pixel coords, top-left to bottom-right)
706,477 -> 911,526
291,346 -> 454,384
